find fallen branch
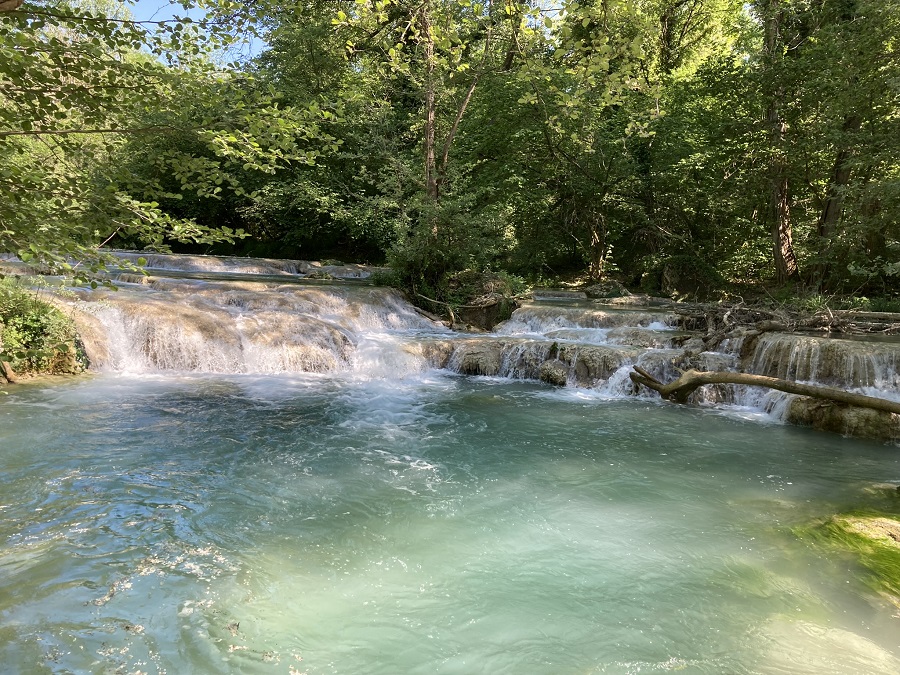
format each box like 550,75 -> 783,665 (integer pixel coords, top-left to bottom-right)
629,367 -> 900,415
415,292 -> 457,325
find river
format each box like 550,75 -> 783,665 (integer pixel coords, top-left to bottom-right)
1,255 -> 899,673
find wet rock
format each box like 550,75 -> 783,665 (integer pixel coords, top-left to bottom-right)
56,341 -> 81,374
449,271 -> 520,331
786,397 -> 900,442
837,515 -> 900,546
413,339 -> 455,369
458,292 -> 516,332
680,337 -> 706,356
862,483 -> 900,499
539,360 -> 569,386
556,344 -> 639,385
606,327 -> 676,349
583,280 -> 630,299
64,305 -> 111,368
455,342 -> 503,376
735,329 -> 762,362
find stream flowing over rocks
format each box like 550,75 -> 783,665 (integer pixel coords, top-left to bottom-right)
55,253 -> 900,442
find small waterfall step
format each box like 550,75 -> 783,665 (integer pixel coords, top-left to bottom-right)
531,288 -> 588,301
111,251 -> 387,280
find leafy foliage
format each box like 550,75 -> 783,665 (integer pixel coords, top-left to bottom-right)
0,0 -> 338,279
0,278 -> 83,372
2,0 -> 899,302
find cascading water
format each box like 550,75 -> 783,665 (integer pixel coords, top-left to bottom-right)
747,332 -> 900,392
4,255 -> 900,674
64,276 -> 447,377
60,261 -> 900,420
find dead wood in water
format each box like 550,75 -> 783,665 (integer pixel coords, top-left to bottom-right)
629,366 -> 900,415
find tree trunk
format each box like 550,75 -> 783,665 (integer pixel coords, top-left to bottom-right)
818,146 -> 854,241
814,115 -> 861,286
588,215 -> 607,280
860,188 -> 887,284
763,0 -> 799,284
0,361 -> 17,383
437,74 -> 479,197
630,366 -> 900,415
770,160 -> 798,283
421,3 -> 438,205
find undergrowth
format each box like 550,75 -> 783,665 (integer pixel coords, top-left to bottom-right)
0,278 -> 85,374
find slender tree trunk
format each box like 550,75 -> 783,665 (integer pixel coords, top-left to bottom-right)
763,0 -> 799,284
438,72 -> 481,196
421,3 -> 438,205
769,143 -> 799,283
862,190 -> 886,260
813,115 -> 860,286
589,215 -> 607,280
818,147 -> 854,240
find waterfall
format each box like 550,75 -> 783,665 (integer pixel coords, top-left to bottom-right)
496,304 -> 677,334
746,333 -> 900,390
64,274 -> 446,377
58,257 -> 900,435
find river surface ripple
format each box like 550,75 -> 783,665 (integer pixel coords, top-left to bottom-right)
1,373 -> 899,674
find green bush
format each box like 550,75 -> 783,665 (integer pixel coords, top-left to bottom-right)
0,280 -> 85,374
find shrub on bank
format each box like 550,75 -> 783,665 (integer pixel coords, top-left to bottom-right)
0,279 -> 86,376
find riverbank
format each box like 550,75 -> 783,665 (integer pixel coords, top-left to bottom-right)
0,279 -> 87,384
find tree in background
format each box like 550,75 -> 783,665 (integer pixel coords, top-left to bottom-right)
3,0 -> 897,300
0,0 -> 337,281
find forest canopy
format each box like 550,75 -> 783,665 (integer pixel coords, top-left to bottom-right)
1,0 -> 898,301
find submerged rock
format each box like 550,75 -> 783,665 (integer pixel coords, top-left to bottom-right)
839,515 -> 900,546
799,513 -> 900,609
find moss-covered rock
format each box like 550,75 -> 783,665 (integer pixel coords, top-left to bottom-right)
798,511 -> 900,607
539,359 -> 568,386
447,270 -> 520,331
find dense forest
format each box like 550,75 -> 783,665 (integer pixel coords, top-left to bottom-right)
1,0 -> 898,305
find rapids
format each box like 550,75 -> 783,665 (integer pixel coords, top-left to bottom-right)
2,253 -> 900,673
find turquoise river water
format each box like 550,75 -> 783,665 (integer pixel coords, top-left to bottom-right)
2,371 -> 900,674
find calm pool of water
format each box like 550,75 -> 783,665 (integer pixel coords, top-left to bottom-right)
1,373 -> 899,674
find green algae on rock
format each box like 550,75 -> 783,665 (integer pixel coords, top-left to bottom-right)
797,511 -> 900,608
